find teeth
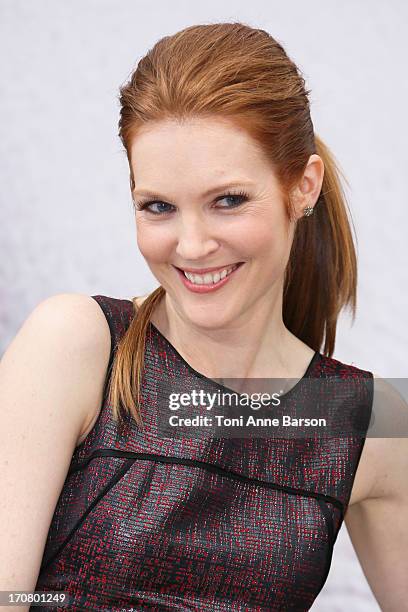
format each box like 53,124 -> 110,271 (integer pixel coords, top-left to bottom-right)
184,264 -> 238,285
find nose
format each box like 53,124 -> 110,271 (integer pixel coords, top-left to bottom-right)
175,215 -> 219,261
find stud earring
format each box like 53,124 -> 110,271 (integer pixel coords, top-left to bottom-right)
303,206 -> 314,217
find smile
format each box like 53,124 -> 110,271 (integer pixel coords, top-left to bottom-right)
173,263 -> 245,294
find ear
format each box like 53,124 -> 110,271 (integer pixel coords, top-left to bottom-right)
290,154 -> 325,220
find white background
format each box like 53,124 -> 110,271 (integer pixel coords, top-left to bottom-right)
1,1 -> 407,609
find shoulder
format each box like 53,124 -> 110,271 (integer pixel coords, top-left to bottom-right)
27,293 -> 112,356
362,372 -> 408,501
348,372 -> 408,506
31,292 -> 135,345
317,352 -> 373,379
24,293 -> 113,441
33,291 -> 108,323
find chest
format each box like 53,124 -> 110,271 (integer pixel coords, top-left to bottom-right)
36,454 -> 339,610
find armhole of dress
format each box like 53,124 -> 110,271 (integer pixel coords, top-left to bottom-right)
343,371 -> 375,516
86,294 -> 135,430
314,372 -> 374,601
71,296 -> 115,453
91,295 -> 116,397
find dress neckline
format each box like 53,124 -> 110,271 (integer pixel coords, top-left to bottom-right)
147,319 -> 322,401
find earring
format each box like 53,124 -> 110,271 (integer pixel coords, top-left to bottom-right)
303,206 -> 314,217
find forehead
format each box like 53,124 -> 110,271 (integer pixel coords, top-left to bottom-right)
129,117 -> 272,187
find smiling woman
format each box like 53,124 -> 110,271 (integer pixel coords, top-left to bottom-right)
1,19 -> 407,612
127,114 -> 325,352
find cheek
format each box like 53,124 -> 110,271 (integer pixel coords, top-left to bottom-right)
242,215 -> 292,278
136,221 -> 172,264
241,218 -> 287,257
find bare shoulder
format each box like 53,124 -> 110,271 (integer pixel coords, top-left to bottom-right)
33,292 -> 109,332
348,372 -> 408,507
19,293 -> 111,445
54,293 -> 112,444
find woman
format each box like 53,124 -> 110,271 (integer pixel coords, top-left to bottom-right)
1,22 -> 407,612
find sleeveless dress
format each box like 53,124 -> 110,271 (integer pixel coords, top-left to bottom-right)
33,295 -> 374,611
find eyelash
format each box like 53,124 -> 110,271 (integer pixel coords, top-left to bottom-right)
134,190 -> 250,215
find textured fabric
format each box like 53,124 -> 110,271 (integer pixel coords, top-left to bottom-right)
33,295 -> 374,611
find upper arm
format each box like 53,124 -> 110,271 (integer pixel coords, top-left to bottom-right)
0,293 -> 111,601
344,373 -> 408,610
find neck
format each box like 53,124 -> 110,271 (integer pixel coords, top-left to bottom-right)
150,291 -> 312,381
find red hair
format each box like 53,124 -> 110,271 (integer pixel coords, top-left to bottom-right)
108,22 -> 357,427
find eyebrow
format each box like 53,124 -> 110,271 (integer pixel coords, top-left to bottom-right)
132,181 -> 255,200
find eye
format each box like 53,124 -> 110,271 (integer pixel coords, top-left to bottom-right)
134,189 -> 250,216
215,190 -> 249,209
134,200 -> 174,215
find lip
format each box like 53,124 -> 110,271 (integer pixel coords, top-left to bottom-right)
173,263 -> 243,274
174,262 -> 244,294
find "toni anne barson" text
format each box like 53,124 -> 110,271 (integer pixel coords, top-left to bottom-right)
168,415 -> 327,427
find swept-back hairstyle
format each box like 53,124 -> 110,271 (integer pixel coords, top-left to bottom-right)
109,21 -> 357,427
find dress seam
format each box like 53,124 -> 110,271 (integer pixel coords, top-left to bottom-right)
68,447 -> 345,515
40,457 -> 135,574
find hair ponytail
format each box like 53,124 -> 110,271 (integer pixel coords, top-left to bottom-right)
283,133 -> 357,358
107,286 -> 165,427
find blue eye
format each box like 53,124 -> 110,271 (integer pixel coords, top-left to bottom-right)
139,201 -> 173,215
216,192 -> 249,209
134,190 -> 249,216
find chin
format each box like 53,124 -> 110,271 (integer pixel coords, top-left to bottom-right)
180,301 -> 237,330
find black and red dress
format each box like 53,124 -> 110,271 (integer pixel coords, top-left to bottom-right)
34,295 -> 373,611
